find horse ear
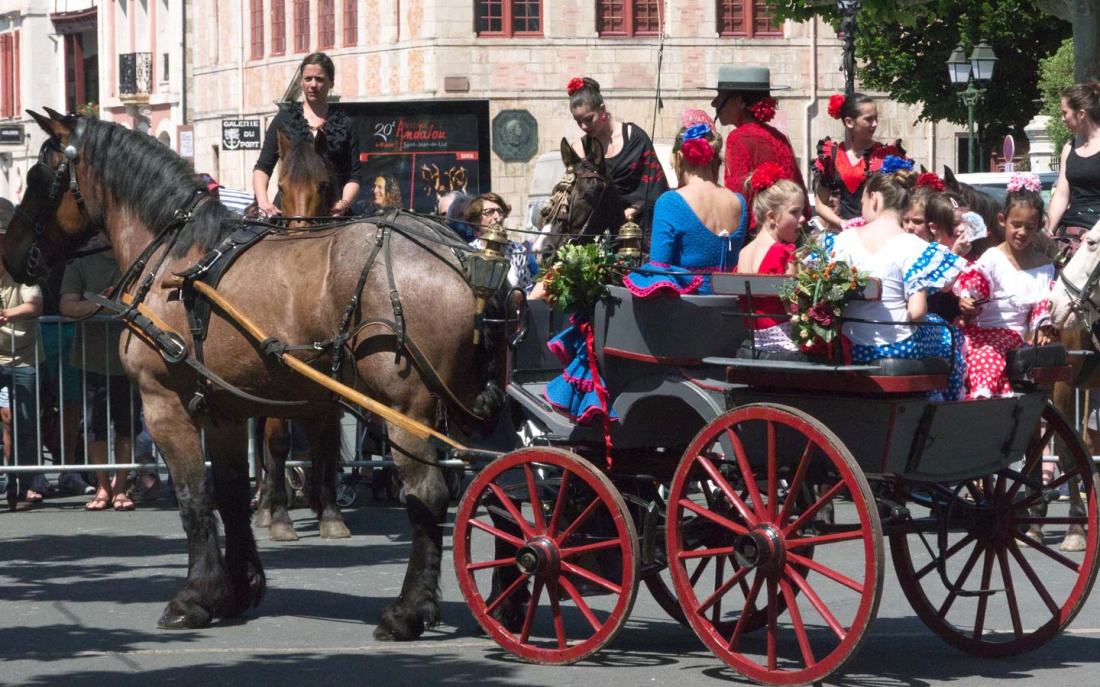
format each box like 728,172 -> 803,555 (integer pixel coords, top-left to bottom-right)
28,109 -> 67,139
584,136 -> 606,169
313,128 -> 327,156
277,128 -> 292,160
944,167 -> 957,185
920,164 -> 928,174
560,137 -> 581,167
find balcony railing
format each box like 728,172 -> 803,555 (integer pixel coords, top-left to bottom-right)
119,52 -> 152,101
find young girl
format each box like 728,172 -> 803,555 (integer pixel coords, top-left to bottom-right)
901,179 -> 941,241
735,168 -> 806,356
925,192 -> 973,259
953,174 -> 1055,399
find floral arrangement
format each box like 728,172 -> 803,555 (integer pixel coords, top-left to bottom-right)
827,94 -> 846,120
749,161 -> 787,191
1007,172 -> 1041,193
916,172 -> 946,191
749,96 -> 777,123
681,123 -> 715,167
541,238 -> 624,313
779,239 -> 869,354
567,77 -> 586,95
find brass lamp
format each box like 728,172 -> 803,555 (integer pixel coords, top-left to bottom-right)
467,221 -> 511,344
617,221 -> 643,266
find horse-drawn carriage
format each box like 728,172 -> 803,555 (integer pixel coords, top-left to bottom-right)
452,274 -> 1099,684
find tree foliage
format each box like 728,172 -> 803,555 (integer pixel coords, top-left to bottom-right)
1039,38 -> 1075,150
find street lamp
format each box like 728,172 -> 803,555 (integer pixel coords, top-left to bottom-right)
948,41 -> 998,173
836,0 -> 862,97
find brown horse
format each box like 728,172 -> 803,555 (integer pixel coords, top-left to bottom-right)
11,109 -> 499,638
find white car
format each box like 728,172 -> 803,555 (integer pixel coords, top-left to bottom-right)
953,171 -> 1059,205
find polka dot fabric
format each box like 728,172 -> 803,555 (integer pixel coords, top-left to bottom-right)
960,325 -> 1024,399
850,313 -> 966,400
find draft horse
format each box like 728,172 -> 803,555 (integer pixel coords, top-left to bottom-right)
10,109 -> 500,638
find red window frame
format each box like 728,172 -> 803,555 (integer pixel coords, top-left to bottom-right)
319,0 -> 335,49
597,1 -> 663,37
249,0 -> 264,59
293,0 -> 310,53
343,0 -> 358,46
476,0 -> 543,38
271,0 -> 286,55
717,0 -> 783,38
0,33 -> 14,120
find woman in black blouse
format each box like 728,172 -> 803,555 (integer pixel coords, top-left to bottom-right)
253,52 -> 361,216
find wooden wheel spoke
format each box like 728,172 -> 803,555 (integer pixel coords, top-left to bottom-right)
783,480 -> 846,537
519,578 -> 544,644
777,438 -> 815,524
787,529 -> 864,550
781,577 -> 816,670
766,577 -> 779,671
787,567 -> 846,640
690,556 -> 712,587
562,561 -> 623,595
914,533 -> 976,580
523,465 -> 546,532
677,546 -> 736,560
697,565 -> 750,615
560,538 -> 621,559
467,557 -> 518,572
766,421 -> 778,520
485,572 -> 532,616
996,546 -> 1025,639
488,483 -> 535,539
679,498 -> 751,536
470,519 -> 526,549
939,543 -> 984,617
725,428 -> 766,520
726,573 -> 765,650
555,497 -> 603,546
1007,539 -> 1061,616
548,581 -> 567,649
972,548 -> 996,639
695,453 -> 759,526
1013,531 -> 1083,573
547,470 -> 571,538
1011,516 -> 1090,526
788,551 -> 864,594
558,575 -> 602,633
1017,467 -> 1082,511
1007,425 -> 1054,501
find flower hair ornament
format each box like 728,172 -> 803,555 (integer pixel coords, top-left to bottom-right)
1007,172 -> 1041,193
681,123 -> 715,167
749,161 -> 787,192
566,77 -> 586,95
827,93 -> 846,120
680,108 -> 715,129
915,172 -> 946,192
879,155 -> 914,175
749,96 -> 777,124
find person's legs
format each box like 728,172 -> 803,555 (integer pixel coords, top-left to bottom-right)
84,372 -> 114,510
9,366 -> 39,503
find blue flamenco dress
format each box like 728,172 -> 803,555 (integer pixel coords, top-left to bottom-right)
544,317 -> 617,425
622,191 -> 748,297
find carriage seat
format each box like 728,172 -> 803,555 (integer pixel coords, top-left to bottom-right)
873,356 -> 952,376
1005,344 -> 1070,385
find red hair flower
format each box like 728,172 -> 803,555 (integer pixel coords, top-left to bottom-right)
916,172 -> 946,192
681,138 -> 715,167
749,96 -> 777,123
827,94 -> 846,120
566,77 -> 586,95
750,161 -> 786,192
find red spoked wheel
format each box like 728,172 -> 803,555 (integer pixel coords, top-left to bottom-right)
453,447 -> 639,664
667,404 -> 883,685
891,403 -> 1100,656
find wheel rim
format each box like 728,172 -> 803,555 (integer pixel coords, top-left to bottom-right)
891,404 -> 1100,656
667,404 -> 883,685
453,448 -> 639,664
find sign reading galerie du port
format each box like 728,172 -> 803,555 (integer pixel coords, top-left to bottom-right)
221,119 -> 262,151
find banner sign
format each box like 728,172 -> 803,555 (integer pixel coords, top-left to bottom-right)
221,119 -> 262,151
342,100 -> 491,214
0,123 -> 23,145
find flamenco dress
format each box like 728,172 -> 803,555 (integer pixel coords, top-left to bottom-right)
736,242 -> 800,354
952,249 -> 1054,399
813,140 -> 907,220
723,121 -> 809,227
825,231 -> 966,399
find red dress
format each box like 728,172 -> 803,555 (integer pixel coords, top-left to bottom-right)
736,242 -> 798,352
723,121 -> 808,227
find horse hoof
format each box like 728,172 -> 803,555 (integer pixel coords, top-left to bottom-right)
1060,532 -> 1087,552
269,522 -> 299,541
253,509 -> 272,528
157,602 -> 212,629
374,601 -> 436,641
1025,526 -> 1044,543
319,519 -> 351,539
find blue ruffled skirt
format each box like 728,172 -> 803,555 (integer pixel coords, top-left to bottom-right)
544,322 -> 618,425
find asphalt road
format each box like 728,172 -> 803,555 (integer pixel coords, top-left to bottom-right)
2,489 -> 1099,687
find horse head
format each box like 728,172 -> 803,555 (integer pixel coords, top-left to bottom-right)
1050,219 -> 1100,332
4,109 -> 104,284
943,165 -> 1003,248
276,128 -> 336,227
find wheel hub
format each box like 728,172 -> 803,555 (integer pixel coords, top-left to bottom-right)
515,536 -> 559,576
733,524 -> 784,573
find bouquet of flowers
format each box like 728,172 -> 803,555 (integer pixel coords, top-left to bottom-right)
541,236 -> 624,314
779,240 -> 869,355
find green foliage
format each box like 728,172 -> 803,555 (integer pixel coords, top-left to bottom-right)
1039,38 -> 1075,151
540,238 -> 624,314
779,238 -> 869,354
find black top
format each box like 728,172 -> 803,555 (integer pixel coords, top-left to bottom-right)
253,102 -> 362,188
1062,146 -> 1100,229
582,122 -> 669,231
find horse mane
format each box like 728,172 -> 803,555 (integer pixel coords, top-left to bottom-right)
78,117 -> 233,258
281,136 -> 334,186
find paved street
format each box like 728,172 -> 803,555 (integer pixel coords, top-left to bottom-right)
3,491 -> 1100,687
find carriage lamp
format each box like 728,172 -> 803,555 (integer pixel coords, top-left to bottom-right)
617,221 -> 643,266
467,221 -> 511,345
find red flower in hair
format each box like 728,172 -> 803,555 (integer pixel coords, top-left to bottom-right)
827,94 -> 846,120
916,172 -> 946,192
681,138 -> 715,167
749,97 -> 777,124
567,77 -> 586,95
750,161 -> 786,192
